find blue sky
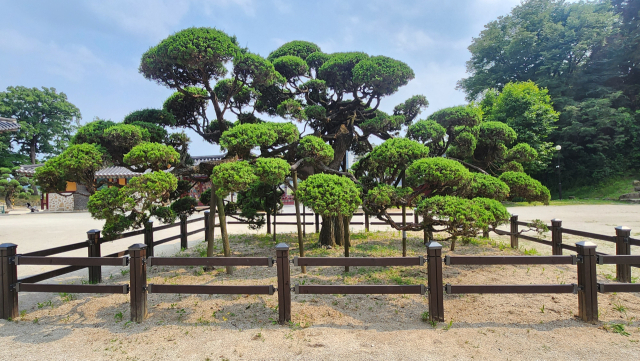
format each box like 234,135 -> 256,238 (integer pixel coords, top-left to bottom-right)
0,0 -> 522,156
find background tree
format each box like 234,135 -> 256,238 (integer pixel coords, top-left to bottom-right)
0,166 -> 35,209
0,86 -> 81,164
458,0 -> 640,188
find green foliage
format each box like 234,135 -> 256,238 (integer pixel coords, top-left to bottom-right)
272,56 -> 309,80
352,56 -> 415,96
472,197 -> 510,228
0,166 -> 34,208
35,144 -> 103,194
297,174 -> 361,217
318,52 -> 370,92
170,196 -> 198,218
123,143 -> 179,171
267,41 -> 321,62
126,121 -> 168,144
72,118 -> 116,146
405,157 -> 471,196
253,158 -> 289,186
427,105 -> 482,129
163,87 -> 208,128
211,161 -> 258,197
297,136 -> 334,164
393,95 -> 429,123
123,108 -> 176,127
364,184 -> 414,213
406,120 -> 446,146
0,86 -> 81,163
499,171 -> 550,204
468,173 -> 510,201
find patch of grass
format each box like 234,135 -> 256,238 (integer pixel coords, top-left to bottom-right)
613,302 -> 627,314
421,311 -> 430,322
37,300 -> 53,309
59,292 -> 75,303
608,323 -> 631,336
120,268 -> 130,276
114,312 -> 123,322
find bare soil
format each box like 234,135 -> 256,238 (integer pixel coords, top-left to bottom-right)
1,231 -> 639,360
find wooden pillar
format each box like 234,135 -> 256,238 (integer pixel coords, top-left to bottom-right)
144,220 -> 154,258
293,171 -> 306,274
129,244 -> 147,323
615,226 -> 632,283
273,186 -> 277,245
204,211 -> 211,256
551,219 -> 563,255
180,215 -> 188,249
510,214 -> 519,249
364,212 -> 369,232
427,242 -> 444,322
217,193 -> 232,275
276,243 -> 291,324
576,241 -> 598,323
302,205 -> 306,237
315,213 -> 320,234
208,190 -> 218,258
0,243 -> 18,320
87,229 -> 101,284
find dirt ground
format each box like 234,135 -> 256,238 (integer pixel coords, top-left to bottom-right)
1,226 -> 639,361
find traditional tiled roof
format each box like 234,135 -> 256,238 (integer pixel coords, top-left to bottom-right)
192,155 -> 225,166
94,166 -> 142,179
0,117 -> 20,133
16,164 -> 42,176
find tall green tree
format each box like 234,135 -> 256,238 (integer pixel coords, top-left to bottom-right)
0,86 -> 81,164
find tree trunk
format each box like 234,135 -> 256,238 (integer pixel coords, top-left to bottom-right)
333,216 -> 344,247
450,237 -> 457,251
343,215 -> 351,272
216,192 -> 232,274
30,137 -> 37,164
206,188 -> 217,258
319,216 -> 335,247
293,171 -> 306,274
5,193 -> 13,210
266,209 -> 271,234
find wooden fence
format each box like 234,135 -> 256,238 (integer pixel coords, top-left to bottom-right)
1,212 -> 638,325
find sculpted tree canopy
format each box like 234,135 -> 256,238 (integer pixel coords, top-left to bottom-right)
0,166 -> 35,209
0,86 -> 81,164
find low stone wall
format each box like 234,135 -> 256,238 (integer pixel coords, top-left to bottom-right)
48,193 -> 75,212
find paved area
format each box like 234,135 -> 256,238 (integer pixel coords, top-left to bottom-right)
1,204 -> 638,281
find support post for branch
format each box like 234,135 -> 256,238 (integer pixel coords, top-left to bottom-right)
364,211 -> 369,232
510,214 -> 519,249
144,220 -> 154,258
129,244 -> 147,323
180,215 -> 188,249
427,242 -> 444,322
315,213 -> 320,234
293,171 -> 306,274
87,229 -> 101,284
0,243 -> 18,320
216,191 -> 232,275
576,241 -> 597,323
551,219 -> 562,255
402,172 -> 407,257
276,243 -> 291,324
615,226 -> 632,283
209,189 -> 218,258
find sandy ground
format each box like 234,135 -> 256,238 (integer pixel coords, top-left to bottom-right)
0,204 -> 639,360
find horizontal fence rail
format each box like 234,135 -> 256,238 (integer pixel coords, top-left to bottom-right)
16,283 -> 129,294
295,285 -> 426,295
15,256 -> 128,267
446,284 -> 577,294
148,257 -> 273,267
294,256 -> 424,267
445,255 -> 575,265
597,283 -> 640,293
147,284 -> 274,295
22,242 -> 88,257
560,228 -> 615,242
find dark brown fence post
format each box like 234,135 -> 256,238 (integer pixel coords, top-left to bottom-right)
87,229 -> 101,284
144,220 -> 154,258
315,213 -> 320,234
180,215 -> 188,249
551,219 -> 563,255
576,241 -> 597,323
129,244 -> 147,323
510,214 -> 519,249
615,226 -> 632,283
427,242 -> 444,322
276,243 -> 291,324
204,210 -> 211,246
364,212 -> 369,232
0,243 -> 18,320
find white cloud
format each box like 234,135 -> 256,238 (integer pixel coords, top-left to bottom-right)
85,0 -> 190,41
201,0 -> 257,17
394,27 -> 435,52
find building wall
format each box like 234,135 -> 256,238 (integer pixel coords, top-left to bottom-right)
48,193 -> 75,212
73,184 -> 90,210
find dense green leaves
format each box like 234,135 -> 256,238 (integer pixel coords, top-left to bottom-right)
468,173 -> 510,201
0,166 -> 35,208
297,136 -> 334,164
267,41 -> 321,62
35,144 -> 103,194
272,56 -> 309,80
123,143 -> 179,172
297,174 -> 361,217
499,171 -> 550,204
211,161 -> 258,197
406,157 -> 471,195
352,56 -> 415,96
124,109 -> 176,127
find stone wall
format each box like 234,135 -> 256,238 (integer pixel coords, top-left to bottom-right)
73,184 -> 90,210
48,193 -> 75,212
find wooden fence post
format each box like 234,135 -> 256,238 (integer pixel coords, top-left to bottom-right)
551,219 -> 563,255
129,243 -> 147,323
204,211 -> 211,248
315,213 -> 320,234
292,171 -> 306,274
0,243 -> 18,320
615,226 -> 632,283
427,242 -> 444,322
180,215 -> 188,249
144,221 -> 154,258
87,229 -> 101,284
510,214 -> 519,249
364,211 -> 369,232
276,243 -> 291,324
576,241 -> 597,323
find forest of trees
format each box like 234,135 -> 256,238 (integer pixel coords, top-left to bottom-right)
458,0 -> 640,189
